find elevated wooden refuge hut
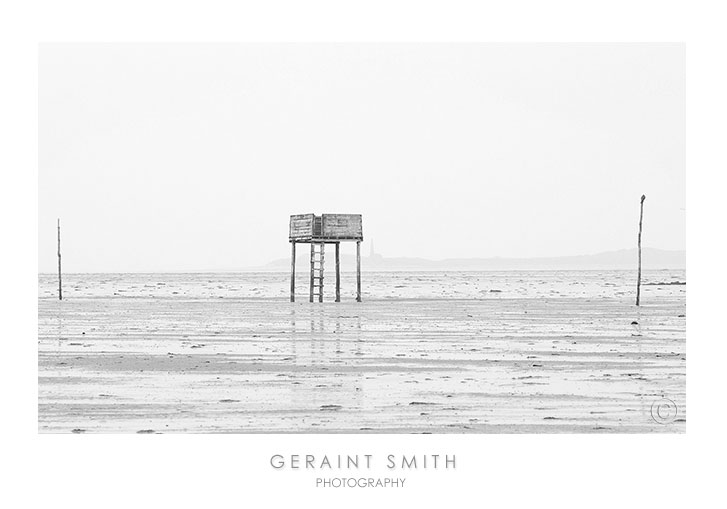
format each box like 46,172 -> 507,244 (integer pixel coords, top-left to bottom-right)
289,213 -> 363,303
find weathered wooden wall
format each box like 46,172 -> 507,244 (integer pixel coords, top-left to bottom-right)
321,214 -> 363,240
289,214 -> 315,240
289,213 -> 363,241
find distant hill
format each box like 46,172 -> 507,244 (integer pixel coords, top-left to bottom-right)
257,248 -> 685,272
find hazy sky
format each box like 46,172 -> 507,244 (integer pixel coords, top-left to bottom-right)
39,43 -> 685,272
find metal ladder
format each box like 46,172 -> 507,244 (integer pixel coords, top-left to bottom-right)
310,243 -> 325,302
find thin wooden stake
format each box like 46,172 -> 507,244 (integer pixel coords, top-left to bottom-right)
636,195 -> 646,306
57,218 -> 62,300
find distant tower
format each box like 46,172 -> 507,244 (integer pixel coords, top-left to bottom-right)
368,237 -> 383,262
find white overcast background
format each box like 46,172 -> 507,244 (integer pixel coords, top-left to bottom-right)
39,43 -> 685,272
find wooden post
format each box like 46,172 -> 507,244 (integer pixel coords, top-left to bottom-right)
290,241 -> 296,302
335,242 -> 340,302
319,243 -> 324,303
356,240 -> 361,302
57,218 -> 62,300
309,243 -> 315,303
636,194 -> 646,306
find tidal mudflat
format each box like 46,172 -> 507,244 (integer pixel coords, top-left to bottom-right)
38,271 -> 686,433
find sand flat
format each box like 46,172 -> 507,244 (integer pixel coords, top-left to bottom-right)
38,277 -> 686,433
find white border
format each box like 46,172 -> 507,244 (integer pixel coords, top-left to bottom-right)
3,1 -> 725,507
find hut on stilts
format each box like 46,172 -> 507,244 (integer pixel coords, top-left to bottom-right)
289,214 -> 363,303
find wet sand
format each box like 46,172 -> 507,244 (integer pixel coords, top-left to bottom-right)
38,285 -> 686,433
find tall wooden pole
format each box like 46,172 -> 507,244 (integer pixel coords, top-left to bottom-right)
636,195 -> 646,306
335,242 -> 340,302
356,240 -> 361,302
57,218 -> 62,300
290,241 -> 296,302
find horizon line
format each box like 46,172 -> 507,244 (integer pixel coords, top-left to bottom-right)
38,246 -> 685,274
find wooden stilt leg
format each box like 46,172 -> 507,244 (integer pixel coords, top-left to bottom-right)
290,241 -> 296,302
309,243 -> 315,303
356,240 -> 361,302
319,243 -> 325,303
335,242 -> 340,302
